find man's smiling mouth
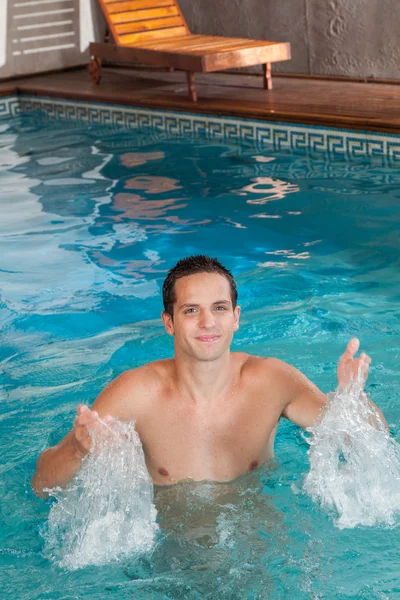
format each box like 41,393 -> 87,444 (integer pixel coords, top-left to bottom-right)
196,335 -> 220,342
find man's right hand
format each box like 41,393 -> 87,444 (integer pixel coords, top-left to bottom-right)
32,372 -> 135,495
72,404 -> 114,458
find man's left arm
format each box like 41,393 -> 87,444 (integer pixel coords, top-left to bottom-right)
280,338 -> 389,432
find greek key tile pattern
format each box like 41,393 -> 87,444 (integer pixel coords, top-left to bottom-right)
1,95 -> 400,162
0,96 -> 20,119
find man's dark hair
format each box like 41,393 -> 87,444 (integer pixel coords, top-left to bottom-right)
162,255 -> 237,316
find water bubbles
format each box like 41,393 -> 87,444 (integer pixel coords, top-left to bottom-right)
42,420 -> 158,569
304,375 -> 400,529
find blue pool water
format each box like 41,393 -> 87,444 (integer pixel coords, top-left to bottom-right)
0,107 -> 400,598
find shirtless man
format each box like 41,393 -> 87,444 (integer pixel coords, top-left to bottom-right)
32,255 -> 388,495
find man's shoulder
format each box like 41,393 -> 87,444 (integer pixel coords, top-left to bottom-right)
236,352 -> 291,376
93,359 -> 174,421
116,358 -> 174,391
236,353 -> 300,409
237,353 -> 296,394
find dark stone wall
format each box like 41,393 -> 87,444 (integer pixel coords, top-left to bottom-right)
180,0 -> 400,79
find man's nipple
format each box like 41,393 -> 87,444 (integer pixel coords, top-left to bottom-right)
158,467 -> 169,477
249,460 -> 259,472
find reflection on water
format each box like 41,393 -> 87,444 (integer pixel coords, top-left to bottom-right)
240,176 -> 299,203
124,176 -> 182,194
111,193 -> 187,223
120,151 -> 165,167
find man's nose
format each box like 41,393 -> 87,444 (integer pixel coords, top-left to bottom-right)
199,309 -> 215,328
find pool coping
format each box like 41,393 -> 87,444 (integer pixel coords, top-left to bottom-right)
2,66 -> 400,135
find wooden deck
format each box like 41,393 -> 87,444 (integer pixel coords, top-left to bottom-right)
2,66 -> 400,133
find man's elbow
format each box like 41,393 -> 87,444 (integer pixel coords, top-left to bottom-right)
31,451 -> 50,498
31,472 -> 47,498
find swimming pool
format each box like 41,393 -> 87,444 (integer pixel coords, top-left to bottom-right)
1,96 -> 399,598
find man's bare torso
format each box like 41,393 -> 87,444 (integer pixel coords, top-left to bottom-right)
30,262 -> 375,498
111,353 -> 286,485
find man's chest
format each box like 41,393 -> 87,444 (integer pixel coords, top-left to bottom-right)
139,392 -> 282,484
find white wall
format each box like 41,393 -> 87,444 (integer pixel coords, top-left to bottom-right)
0,0 -> 105,80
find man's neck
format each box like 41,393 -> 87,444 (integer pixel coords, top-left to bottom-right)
173,351 -> 234,407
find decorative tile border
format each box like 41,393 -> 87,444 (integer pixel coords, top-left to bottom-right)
0,96 -> 20,119
1,94 -> 400,163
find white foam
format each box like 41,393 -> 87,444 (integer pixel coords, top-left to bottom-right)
304,374 -> 400,528
42,419 -> 158,569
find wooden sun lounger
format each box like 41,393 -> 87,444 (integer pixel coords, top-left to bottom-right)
89,0 -> 291,102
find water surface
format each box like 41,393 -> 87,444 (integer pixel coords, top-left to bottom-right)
1,113 -> 399,599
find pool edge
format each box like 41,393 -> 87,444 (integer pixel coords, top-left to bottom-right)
1,93 -> 400,164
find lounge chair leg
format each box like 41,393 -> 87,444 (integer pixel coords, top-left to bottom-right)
186,72 -> 197,102
263,63 -> 272,90
88,56 -> 102,84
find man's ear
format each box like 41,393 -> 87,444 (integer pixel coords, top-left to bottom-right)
162,310 -> 174,336
233,305 -> 241,332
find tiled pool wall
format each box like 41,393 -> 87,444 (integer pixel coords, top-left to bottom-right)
0,96 -> 20,119
1,94 -> 400,164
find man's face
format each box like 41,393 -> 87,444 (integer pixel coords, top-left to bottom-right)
162,272 -> 240,362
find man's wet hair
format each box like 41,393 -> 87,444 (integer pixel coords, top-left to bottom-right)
162,255 -> 238,317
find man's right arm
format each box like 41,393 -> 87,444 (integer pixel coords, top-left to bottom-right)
31,432 -> 85,497
31,406 -> 109,496
31,370 -> 143,497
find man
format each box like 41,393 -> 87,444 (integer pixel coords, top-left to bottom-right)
32,255 -> 388,495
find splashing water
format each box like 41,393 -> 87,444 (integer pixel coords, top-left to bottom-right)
304,372 -> 400,529
42,419 -> 158,569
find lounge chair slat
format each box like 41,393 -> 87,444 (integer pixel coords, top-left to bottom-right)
137,34 -> 221,48
110,6 -> 180,24
140,38 -> 277,53
115,16 -> 184,34
105,0 -> 174,6
197,41 -> 281,55
108,1 -> 176,13
137,35 -> 263,50
119,25 -> 187,44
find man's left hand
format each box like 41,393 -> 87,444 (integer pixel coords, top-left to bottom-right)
337,338 -> 371,389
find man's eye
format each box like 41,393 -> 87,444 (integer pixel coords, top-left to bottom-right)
184,308 -> 196,314
215,306 -> 227,311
